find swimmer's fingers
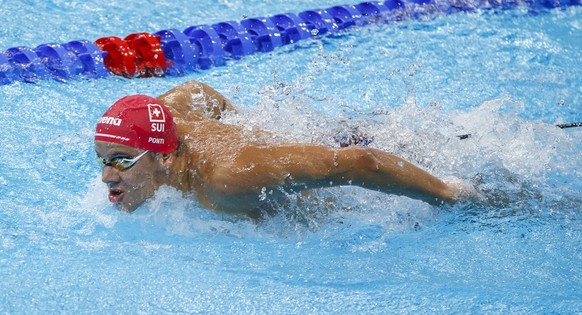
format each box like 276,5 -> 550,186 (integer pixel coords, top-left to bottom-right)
443,176 -> 487,202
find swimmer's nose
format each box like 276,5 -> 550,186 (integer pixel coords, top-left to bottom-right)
101,165 -> 121,184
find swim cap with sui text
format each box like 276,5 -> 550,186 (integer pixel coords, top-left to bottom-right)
95,95 -> 179,153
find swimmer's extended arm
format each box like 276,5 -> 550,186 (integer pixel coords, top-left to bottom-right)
157,80 -> 235,120
205,144 -> 459,209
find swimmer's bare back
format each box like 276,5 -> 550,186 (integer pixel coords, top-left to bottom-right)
155,80 -> 474,215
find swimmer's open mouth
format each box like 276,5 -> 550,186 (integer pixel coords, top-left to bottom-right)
108,188 -> 125,203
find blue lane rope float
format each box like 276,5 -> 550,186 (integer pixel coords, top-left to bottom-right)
0,0 -> 579,85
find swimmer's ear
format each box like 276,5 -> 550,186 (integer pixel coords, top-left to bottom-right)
158,153 -> 175,168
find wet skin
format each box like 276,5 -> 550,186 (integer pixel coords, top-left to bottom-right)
95,141 -> 171,211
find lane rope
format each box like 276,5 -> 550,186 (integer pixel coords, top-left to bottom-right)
0,0 -> 579,85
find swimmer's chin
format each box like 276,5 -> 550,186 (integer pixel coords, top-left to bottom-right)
112,200 -> 142,212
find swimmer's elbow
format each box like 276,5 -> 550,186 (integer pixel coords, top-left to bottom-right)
335,147 -> 382,176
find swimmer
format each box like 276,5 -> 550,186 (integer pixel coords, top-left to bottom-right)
95,80 -> 479,216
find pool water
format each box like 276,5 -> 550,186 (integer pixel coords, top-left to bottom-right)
1,0 -> 581,313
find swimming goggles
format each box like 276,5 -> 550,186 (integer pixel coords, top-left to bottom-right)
96,150 -> 149,171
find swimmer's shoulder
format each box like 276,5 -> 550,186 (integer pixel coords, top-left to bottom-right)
156,80 -> 206,118
157,80 -> 235,121
156,80 -> 207,101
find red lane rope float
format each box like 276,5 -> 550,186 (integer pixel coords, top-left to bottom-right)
125,32 -> 167,77
94,36 -> 137,77
94,33 -> 167,78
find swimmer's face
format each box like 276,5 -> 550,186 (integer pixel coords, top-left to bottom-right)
95,141 -> 164,211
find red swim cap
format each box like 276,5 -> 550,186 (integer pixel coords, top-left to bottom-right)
95,95 -> 179,153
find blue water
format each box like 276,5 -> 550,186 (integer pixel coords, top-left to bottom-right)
1,1 -> 581,313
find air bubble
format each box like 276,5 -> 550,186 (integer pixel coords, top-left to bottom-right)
259,187 -> 267,201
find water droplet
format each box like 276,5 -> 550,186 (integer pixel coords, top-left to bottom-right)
259,187 -> 267,201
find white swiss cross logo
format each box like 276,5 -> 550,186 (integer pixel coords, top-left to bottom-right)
147,104 -> 166,123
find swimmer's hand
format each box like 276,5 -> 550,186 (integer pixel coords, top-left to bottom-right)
443,176 -> 486,203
